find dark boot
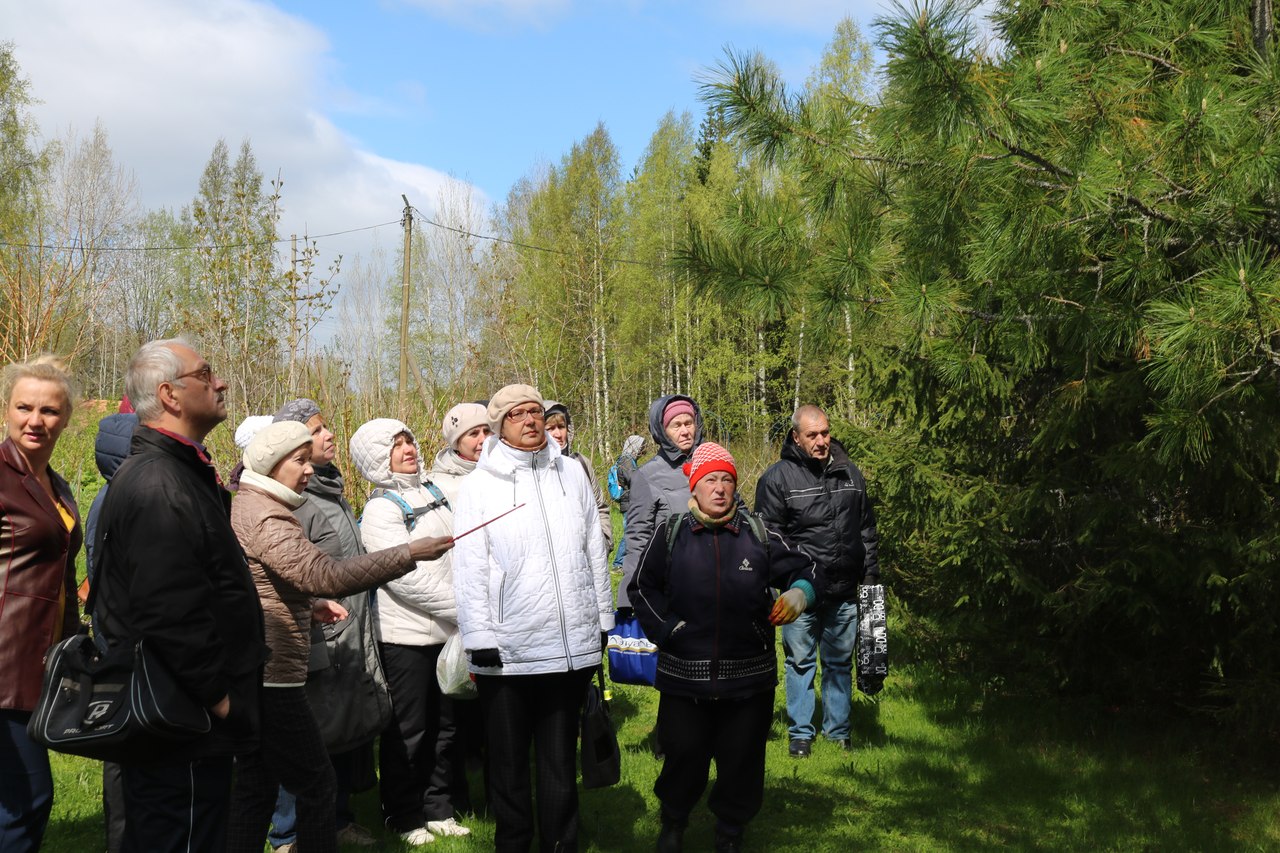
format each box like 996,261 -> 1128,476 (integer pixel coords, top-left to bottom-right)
657,817 -> 686,853
714,832 -> 742,853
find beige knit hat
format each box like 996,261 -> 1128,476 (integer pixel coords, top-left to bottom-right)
442,402 -> 489,449
487,384 -> 543,432
243,420 -> 312,475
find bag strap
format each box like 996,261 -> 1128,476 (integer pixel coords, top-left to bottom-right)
367,488 -> 445,532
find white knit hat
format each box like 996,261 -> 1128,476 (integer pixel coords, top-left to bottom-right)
442,403 -> 488,449
234,415 -> 274,450
243,421 -> 312,475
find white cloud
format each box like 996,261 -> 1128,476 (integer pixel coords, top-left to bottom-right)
3,0 -> 487,265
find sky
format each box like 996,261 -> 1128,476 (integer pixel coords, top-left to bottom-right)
5,0 -> 901,265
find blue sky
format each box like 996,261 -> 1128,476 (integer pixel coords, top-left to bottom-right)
265,0 -> 887,204
7,0 -> 895,260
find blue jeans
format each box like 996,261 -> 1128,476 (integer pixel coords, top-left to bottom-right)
782,598 -> 858,741
612,525 -> 627,568
267,756 -> 354,847
0,710 -> 53,852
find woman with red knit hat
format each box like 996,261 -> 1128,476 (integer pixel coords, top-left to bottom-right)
627,443 -> 821,853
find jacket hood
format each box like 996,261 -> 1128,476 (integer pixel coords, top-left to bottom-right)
433,445 -> 476,477
305,462 -> 345,498
544,400 -> 576,454
350,418 -> 422,490
95,413 -> 139,480
475,433 -> 563,480
647,394 -> 704,465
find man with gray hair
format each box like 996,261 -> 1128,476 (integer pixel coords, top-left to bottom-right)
754,404 -> 880,759
93,339 -> 266,852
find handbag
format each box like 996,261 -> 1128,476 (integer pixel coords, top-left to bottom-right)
28,539 -> 211,761
28,631 -> 210,761
579,667 -> 620,789
435,629 -> 478,700
856,583 -> 889,695
607,611 -> 658,686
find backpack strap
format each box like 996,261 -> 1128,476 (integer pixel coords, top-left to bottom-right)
665,512 -> 686,557
365,488 -> 426,532
422,478 -> 451,511
745,512 -> 770,559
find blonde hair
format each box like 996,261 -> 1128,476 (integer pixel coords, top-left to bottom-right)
1,355 -> 76,414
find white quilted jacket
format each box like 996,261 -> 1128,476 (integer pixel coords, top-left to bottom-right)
453,435 -> 614,675
350,418 -> 456,646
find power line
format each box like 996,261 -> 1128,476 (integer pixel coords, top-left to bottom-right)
411,207 -> 662,269
0,220 -> 401,253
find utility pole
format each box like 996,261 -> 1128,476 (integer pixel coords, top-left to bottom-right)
399,195 -> 412,417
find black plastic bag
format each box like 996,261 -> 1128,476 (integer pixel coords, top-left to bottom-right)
580,667 -> 620,789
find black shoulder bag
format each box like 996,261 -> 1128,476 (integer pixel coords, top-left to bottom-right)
27,528 -> 211,762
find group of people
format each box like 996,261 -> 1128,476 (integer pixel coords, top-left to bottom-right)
0,337 -> 882,853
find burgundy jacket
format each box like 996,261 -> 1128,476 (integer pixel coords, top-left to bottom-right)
0,439 -> 82,711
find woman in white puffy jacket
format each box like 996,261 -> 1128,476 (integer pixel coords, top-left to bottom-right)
452,384 -> 613,853
349,418 -> 470,845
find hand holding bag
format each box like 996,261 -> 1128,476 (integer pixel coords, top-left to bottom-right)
606,610 -> 658,686
579,667 -> 620,789
856,583 -> 889,695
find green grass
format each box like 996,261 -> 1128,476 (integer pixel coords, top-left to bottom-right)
39,497 -> 1280,850
41,658 -> 1280,852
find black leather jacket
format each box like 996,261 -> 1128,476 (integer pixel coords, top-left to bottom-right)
754,436 -> 880,603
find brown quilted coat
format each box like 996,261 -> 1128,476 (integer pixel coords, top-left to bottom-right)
231,483 -> 413,684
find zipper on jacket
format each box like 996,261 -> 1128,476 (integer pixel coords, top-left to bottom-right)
711,529 -> 721,691
531,451 -> 573,667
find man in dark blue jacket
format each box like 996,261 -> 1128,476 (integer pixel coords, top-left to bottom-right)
754,405 -> 881,758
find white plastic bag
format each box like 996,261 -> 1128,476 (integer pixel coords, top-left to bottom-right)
436,630 -> 478,699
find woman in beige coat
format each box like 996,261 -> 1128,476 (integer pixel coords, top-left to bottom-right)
226,421 -> 452,853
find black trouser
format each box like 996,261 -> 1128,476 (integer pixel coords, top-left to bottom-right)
103,760 -> 126,853
119,756 -> 233,853
654,690 -> 774,834
226,686 -> 336,853
379,642 -> 458,831
477,669 -> 592,853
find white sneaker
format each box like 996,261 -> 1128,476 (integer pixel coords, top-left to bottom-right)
426,818 -> 472,837
399,827 -> 435,845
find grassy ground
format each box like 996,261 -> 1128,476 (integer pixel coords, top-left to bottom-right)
41,656 -> 1280,852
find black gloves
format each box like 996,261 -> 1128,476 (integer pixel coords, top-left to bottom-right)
600,631 -> 609,654
470,648 -> 502,668
616,606 -> 634,621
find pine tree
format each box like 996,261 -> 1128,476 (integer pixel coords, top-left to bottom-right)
681,0 -> 1280,720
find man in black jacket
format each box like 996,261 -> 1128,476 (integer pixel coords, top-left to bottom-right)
754,405 -> 880,758
95,339 -> 266,853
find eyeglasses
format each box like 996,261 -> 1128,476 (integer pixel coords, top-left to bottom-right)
505,406 -> 545,423
173,365 -> 215,386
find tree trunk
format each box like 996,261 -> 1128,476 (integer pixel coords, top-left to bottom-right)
1254,0 -> 1275,59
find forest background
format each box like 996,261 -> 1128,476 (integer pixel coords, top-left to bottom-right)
5,0 -> 1280,735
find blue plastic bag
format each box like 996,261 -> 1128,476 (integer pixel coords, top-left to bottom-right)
606,612 -> 658,686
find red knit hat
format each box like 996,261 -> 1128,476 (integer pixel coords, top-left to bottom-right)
683,442 -> 737,489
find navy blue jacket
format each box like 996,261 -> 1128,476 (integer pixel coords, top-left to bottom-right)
628,508 -> 819,700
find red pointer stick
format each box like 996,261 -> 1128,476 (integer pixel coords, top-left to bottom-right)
449,503 -> 526,543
